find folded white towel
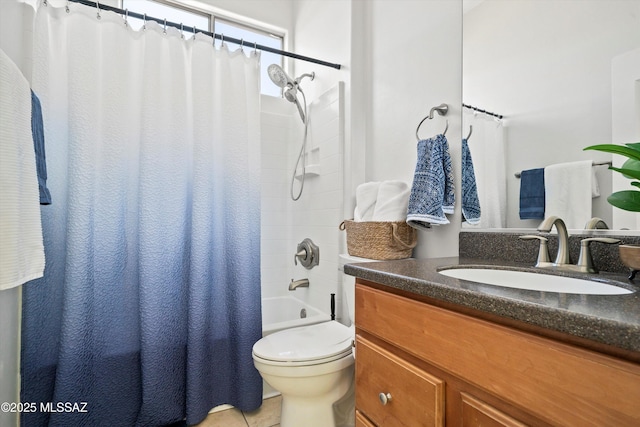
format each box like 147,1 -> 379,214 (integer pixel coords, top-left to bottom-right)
354,181 -> 380,221
544,160 -> 592,229
591,167 -> 600,198
0,48 -> 45,290
372,180 -> 410,221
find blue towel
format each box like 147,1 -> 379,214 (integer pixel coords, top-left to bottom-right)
519,168 -> 545,219
31,90 -> 51,205
407,134 -> 455,229
461,138 -> 480,224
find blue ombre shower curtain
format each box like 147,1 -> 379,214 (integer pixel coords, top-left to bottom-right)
21,3 -> 262,426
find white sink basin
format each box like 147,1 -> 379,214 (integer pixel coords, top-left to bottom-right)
438,268 -> 633,295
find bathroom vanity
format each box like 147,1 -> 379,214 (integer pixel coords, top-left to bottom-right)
346,258 -> 640,427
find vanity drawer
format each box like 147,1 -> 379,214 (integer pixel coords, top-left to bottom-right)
460,393 -> 527,427
356,410 -> 376,427
355,336 -> 445,427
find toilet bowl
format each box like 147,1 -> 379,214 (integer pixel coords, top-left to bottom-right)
251,254 -> 376,427
252,321 -> 354,427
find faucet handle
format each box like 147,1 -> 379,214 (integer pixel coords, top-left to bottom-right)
577,237 -> 621,273
519,235 -> 551,266
294,249 -> 307,266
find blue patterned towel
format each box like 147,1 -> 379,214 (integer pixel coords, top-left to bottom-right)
407,134 -> 455,229
519,168 -> 545,219
461,138 -> 480,224
31,90 -> 51,205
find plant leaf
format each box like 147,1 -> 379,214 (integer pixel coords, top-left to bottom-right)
607,190 -> 640,212
609,166 -> 640,181
625,142 -> 640,151
584,144 -> 640,161
632,182 -> 640,189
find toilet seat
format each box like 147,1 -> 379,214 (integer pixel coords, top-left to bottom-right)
253,321 -> 353,367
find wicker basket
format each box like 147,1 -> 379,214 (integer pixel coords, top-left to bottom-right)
339,220 -> 417,260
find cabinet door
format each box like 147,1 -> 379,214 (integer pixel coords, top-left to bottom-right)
356,336 -> 445,427
356,410 -> 377,427
460,393 -> 527,427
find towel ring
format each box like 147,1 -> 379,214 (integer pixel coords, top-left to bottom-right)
466,125 -> 473,141
416,103 -> 449,141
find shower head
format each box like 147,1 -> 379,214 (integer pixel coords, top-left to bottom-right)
267,64 -> 294,89
268,64 -> 316,124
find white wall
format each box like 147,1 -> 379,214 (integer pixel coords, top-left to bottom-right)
464,0 -> 640,229
359,0 -> 462,258
288,84 -> 345,318
260,96 -> 295,299
611,48 -> 640,230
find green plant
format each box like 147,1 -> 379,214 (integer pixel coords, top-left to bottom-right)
584,142 -> 640,212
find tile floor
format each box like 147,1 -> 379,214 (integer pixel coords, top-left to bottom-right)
194,396 -> 282,427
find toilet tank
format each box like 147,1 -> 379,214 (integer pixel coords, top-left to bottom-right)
338,254 -> 377,326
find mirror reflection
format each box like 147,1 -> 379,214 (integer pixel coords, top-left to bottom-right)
463,0 -> 640,230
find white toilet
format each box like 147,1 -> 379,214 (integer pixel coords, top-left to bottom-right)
252,254 -> 374,427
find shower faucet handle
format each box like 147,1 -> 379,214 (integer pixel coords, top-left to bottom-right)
294,238 -> 319,269
294,249 -> 307,266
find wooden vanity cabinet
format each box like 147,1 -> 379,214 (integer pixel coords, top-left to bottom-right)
354,280 -> 640,427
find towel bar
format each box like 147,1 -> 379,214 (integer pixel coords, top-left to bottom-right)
514,161 -> 612,178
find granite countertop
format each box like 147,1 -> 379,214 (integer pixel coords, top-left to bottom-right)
344,257 -> 640,355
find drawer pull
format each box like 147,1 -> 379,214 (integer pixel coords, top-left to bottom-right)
378,392 -> 392,405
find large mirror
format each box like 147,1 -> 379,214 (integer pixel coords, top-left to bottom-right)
462,0 -> 640,231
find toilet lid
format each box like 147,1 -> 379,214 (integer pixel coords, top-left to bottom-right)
252,321 -> 353,363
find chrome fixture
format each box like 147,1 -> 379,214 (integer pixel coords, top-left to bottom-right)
537,216 -> 571,266
289,278 -> 310,291
576,237 -> 620,273
519,235 -> 550,267
294,238 -> 319,269
584,217 -> 609,230
523,216 -> 620,273
267,64 -> 314,124
416,103 -> 449,140
378,392 -> 392,406
267,64 -> 316,201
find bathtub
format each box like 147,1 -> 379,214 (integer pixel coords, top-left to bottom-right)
262,296 -> 330,336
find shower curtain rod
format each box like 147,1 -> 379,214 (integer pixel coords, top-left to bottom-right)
463,103 -> 504,120
65,0 -> 342,70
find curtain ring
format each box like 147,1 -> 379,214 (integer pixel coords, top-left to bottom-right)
240,38 -> 244,51
96,0 -> 101,20
220,33 -> 224,46
143,13 -> 146,30
180,23 -> 184,39
253,41 -> 257,53
163,18 -> 167,34
192,23 -> 197,41
124,9 -> 129,27
65,1 -> 70,13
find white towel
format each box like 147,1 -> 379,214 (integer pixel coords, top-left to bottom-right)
544,160 -> 592,229
372,180 -> 410,221
591,167 -> 600,198
0,49 -> 45,290
354,181 -> 380,221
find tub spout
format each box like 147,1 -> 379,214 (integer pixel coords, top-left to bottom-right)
289,278 -> 309,291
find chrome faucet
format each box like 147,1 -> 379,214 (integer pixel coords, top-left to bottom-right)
289,278 -> 309,291
584,217 -> 609,230
537,216 -> 571,266
524,216 -> 621,273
